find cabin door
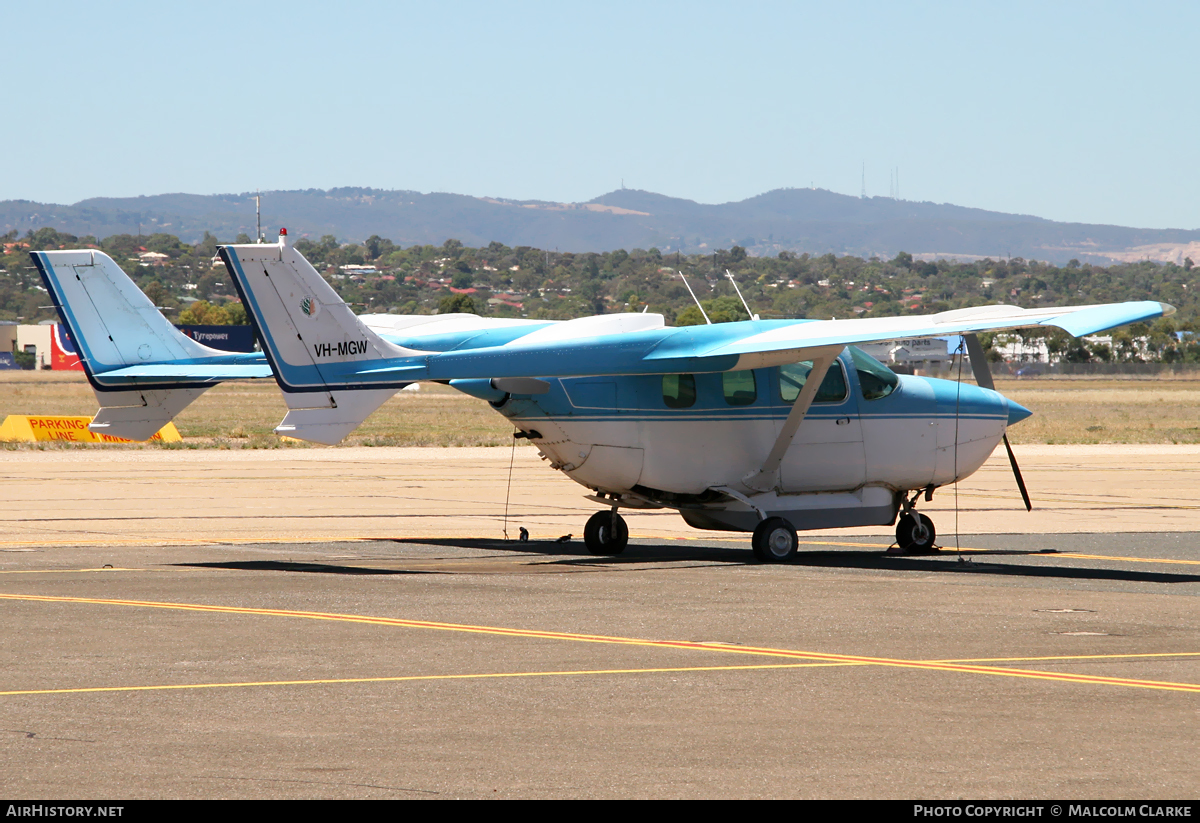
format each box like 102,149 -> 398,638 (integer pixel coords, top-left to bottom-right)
776,360 -> 867,493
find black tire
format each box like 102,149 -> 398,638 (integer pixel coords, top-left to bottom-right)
895,512 -> 937,553
751,517 -> 798,562
584,510 -> 629,555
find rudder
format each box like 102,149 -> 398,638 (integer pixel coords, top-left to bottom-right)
220,230 -> 429,445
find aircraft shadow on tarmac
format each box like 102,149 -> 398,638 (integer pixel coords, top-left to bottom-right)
176,560 -> 439,576
175,539 -> 1200,585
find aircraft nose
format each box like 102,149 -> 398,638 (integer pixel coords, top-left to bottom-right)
1006,399 -> 1033,427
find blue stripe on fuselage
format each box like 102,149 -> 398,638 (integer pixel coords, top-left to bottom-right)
495,369 -> 1010,428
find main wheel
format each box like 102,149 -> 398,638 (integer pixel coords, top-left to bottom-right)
751,517 -> 799,562
584,510 -> 629,555
895,512 -> 937,553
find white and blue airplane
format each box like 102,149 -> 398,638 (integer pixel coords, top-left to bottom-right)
31,233 -> 1175,560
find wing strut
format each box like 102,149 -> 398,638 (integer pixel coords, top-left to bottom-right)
743,346 -> 843,492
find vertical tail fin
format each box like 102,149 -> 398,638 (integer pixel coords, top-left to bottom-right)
30,249 -> 268,441
220,230 -> 428,445
31,249 -> 225,375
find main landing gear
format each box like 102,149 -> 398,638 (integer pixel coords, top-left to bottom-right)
584,510 -> 628,555
751,517 -> 799,563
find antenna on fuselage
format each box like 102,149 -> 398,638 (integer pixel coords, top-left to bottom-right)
726,270 -> 760,321
678,271 -> 711,324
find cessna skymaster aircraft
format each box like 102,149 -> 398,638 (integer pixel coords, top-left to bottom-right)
31,234 -> 1174,560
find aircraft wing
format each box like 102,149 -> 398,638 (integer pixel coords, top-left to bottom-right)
392,300 -> 1171,378
222,236 -> 1175,386
653,301 -> 1174,368
221,234 -> 1176,443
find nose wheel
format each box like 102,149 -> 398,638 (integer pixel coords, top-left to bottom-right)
751,517 -> 799,562
584,510 -> 629,555
895,512 -> 937,554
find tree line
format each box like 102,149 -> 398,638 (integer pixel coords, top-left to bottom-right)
2,226 -> 1198,363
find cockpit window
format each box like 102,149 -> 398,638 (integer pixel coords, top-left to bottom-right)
779,361 -> 849,404
722,370 -> 757,406
662,374 -> 696,408
849,346 -> 900,400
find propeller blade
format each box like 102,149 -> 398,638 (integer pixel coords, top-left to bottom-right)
1002,433 -> 1033,511
964,334 -> 1032,511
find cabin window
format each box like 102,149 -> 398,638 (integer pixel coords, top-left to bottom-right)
849,346 -> 899,400
662,374 -> 696,408
722,370 -> 757,406
779,361 -> 849,404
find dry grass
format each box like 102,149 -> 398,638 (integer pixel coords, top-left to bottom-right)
995,377 -> 1200,445
0,371 -> 514,449
2,371 -> 1199,448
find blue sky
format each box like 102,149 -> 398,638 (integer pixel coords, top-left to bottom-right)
6,1 -> 1197,229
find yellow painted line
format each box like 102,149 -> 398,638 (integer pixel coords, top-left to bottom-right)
631,534 -> 752,542
9,654 -> 1195,699
1057,553 -> 1200,566
3,536 -> 1197,571
0,532 -> 605,549
0,568 -> 145,574
4,652 -> 1190,700
0,662 -> 859,697
798,539 -> 1200,567
1,593 -> 1197,694
4,651 -> 1188,701
0,537 -> 401,548
931,652 -> 1200,664
939,492 -> 1200,510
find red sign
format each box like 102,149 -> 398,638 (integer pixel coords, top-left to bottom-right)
51,324 -> 83,371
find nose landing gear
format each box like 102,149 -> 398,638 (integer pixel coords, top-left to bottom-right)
894,512 -> 937,554
889,488 -> 939,554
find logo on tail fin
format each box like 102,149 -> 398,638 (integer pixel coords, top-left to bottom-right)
300,296 -> 320,318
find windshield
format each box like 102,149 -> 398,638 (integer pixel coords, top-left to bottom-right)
848,346 -> 899,401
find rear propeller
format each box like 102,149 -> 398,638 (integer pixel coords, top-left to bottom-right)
962,334 -> 1032,512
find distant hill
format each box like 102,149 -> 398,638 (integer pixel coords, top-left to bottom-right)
3,186 -> 1198,265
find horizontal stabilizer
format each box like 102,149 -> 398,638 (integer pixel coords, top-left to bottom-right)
88,388 -> 209,442
98,364 -> 274,381
273,388 -> 398,446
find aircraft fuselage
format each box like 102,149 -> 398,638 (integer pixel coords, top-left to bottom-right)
488,348 -> 1026,533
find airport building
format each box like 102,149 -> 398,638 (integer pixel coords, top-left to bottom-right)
10,322 -> 83,370
856,337 -> 953,373
5,322 -> 254,369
